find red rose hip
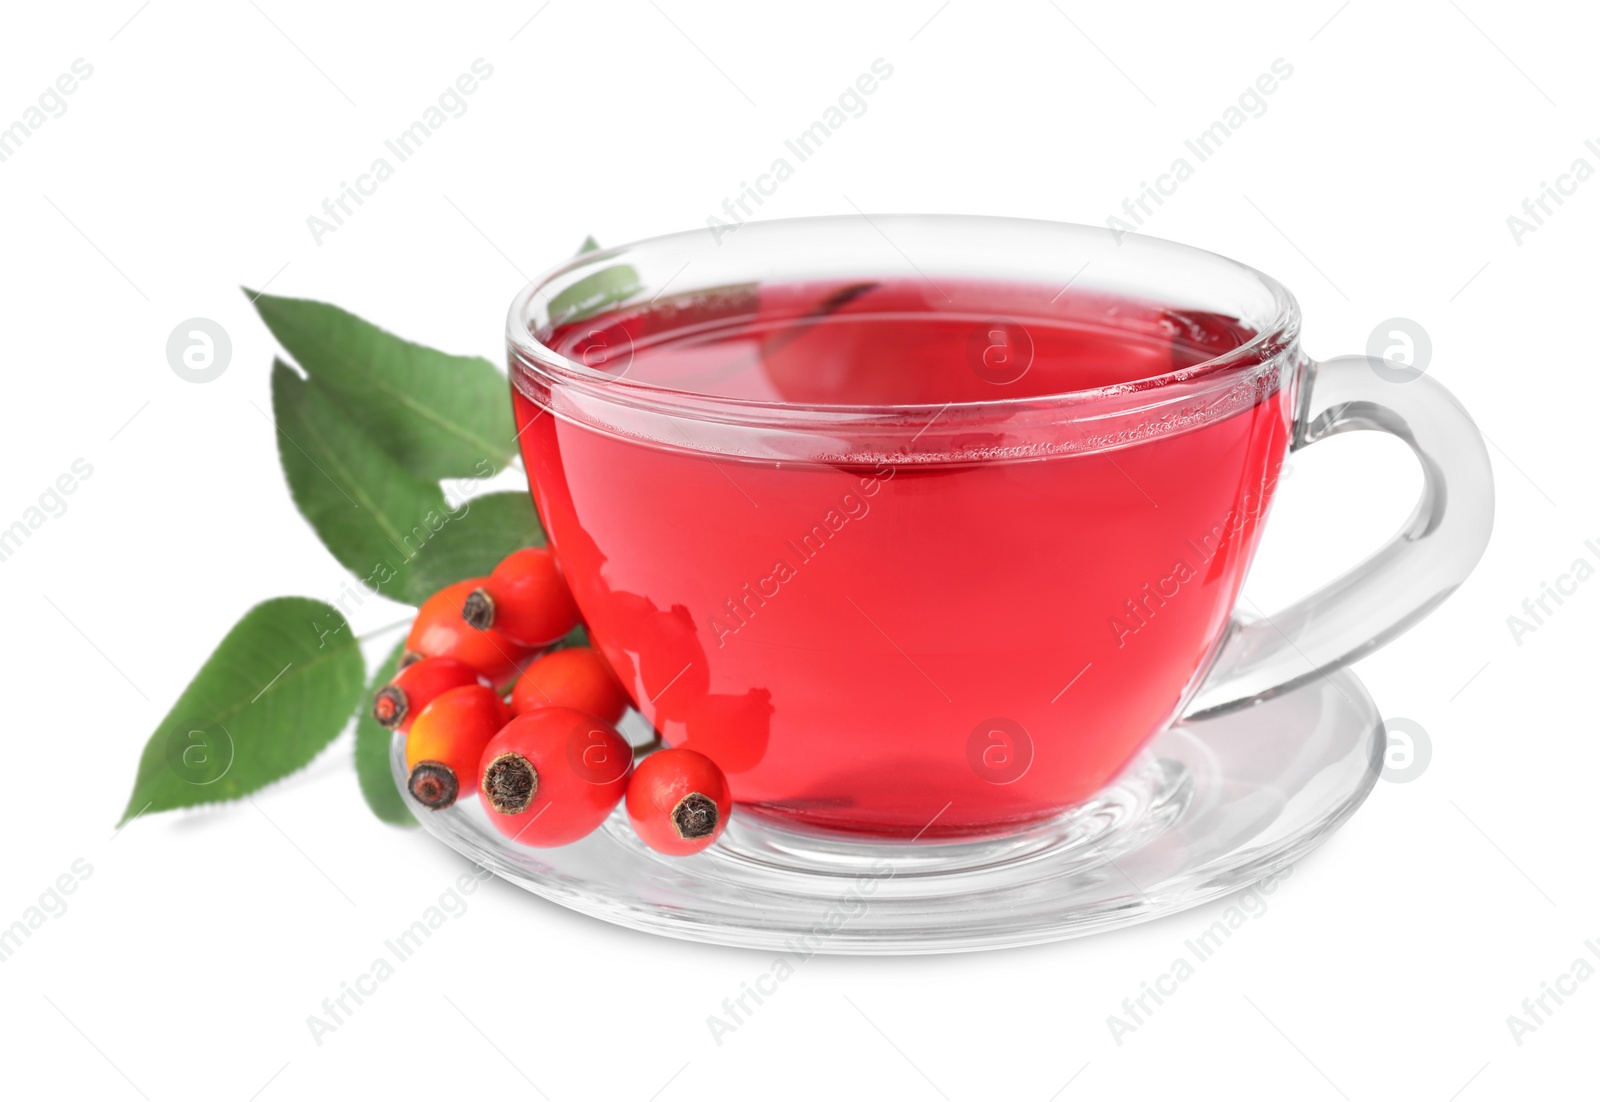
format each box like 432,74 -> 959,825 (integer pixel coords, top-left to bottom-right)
478,708 -> 632,847
405,685 -> 510,810
510,646 -> 631,724
407,579 -> 531,685
373,656 -> 486,733
461,547 -> 581,648
626,749 -> 731,856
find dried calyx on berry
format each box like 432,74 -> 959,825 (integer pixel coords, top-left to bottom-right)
672,792 -> 720,840
407,762 -> 460,809
482,752 -> 538,815
372,686 -> 407,727
461,587 -> 496,632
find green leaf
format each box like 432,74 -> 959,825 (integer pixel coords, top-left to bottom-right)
553,622 -> 590,649
119,599 -> 366,825
548,262 -> 644,327
578,235 -> 601,253
354,641 -> 416,827
249,291 -> 515,481
403,491 -> 545,596
271,360 -> 458,606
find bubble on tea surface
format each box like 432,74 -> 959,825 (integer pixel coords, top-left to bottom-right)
164,717 -> 235,785
1365,318 -> 1431,384
166,318 -> 232,383
1378,717 -> 1431,783
966,717 -> 1034,785
966,320 -> 1034,385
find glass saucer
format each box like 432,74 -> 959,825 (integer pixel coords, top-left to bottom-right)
391,667 -> 1383,954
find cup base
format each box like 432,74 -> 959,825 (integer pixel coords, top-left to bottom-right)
393,666 -> 1383,953
719,757 -> 1189,878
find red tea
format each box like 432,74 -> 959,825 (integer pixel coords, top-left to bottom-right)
514,278 -> 1290,838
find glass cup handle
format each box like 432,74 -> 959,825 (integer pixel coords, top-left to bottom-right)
1183,354 -> 1494,719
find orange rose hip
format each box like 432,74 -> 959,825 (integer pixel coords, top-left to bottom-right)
405,685 -> 511,810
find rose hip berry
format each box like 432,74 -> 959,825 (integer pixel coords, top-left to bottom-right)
478,708 -> 631,847
405,685 -> 510,810
510,646 -> 631,724
373,656 -> 486,733
407,579 -> 531,685
461,547 -> 581,648
626,748 -> 731,856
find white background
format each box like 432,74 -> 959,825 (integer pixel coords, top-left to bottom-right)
1,1 -> 1595,1098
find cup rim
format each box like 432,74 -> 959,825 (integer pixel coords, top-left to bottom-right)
506,214 -> 1301,432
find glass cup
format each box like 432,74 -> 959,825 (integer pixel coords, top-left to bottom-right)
506,215 -> 1493,841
